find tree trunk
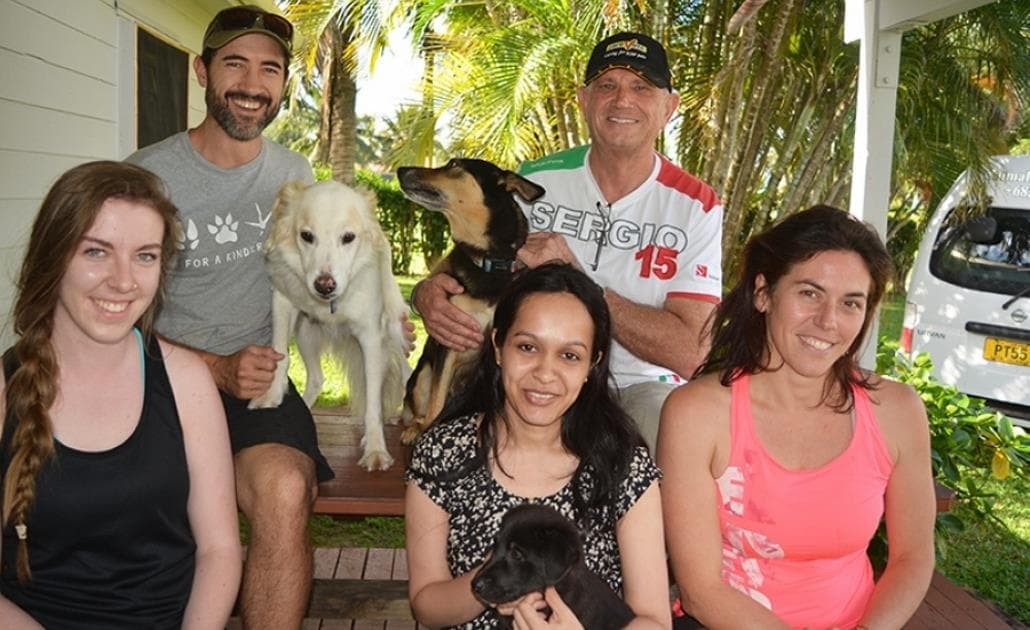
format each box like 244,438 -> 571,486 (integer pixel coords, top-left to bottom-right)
327,25 -> 357,185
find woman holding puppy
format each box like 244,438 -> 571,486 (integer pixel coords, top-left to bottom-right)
659,206 -> 935,629
405,263 -> 670,629
0,161 -> 241,628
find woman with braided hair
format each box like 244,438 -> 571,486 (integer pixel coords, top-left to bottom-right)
0,161 -> 241,628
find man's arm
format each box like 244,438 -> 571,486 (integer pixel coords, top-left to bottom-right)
605,190 -> 722,379
160,335 -> 283,400
518,231 -> 717,378
605,291 -> 716,379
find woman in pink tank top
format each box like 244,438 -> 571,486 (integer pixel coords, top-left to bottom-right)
658,206 -> 935,630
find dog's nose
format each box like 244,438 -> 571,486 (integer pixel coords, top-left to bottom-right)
314,274 -> 337,297
471,574 -> 491,596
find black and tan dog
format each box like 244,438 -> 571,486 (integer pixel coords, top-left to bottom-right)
472,504 -> 636,629
397,158 -> 545,443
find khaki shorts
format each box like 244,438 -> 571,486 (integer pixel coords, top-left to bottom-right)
618,381 -> 677,454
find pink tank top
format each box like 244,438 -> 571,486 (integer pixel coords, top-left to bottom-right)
715,373 -> 894,629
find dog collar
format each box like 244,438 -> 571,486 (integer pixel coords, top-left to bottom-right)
471,255 -> 518,274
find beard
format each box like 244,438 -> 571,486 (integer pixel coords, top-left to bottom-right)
206,87 -> 281,141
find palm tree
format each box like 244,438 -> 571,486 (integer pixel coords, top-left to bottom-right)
667,0 -> 1026,279
266,74 -> 322,159
282,0 -> 393,184
387,0 -> 1026,279
396,0 -> 627,166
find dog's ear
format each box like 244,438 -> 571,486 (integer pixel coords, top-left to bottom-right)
352,184 -> 390,249
502,172 -> 546,203
353,185 -> 380,220
267,180 -> 309,249
537,526 -> 582,581
275,180 -> 308,212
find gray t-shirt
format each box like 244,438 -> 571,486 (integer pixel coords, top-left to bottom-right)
127,132 -> 314,354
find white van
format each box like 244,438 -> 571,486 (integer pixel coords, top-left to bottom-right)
903,154 -> 1030,427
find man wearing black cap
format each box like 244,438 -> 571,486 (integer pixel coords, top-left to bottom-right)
127,6 -> 329,628
414,32 -> 723,453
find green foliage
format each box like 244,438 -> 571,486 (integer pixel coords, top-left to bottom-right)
877,293 -> 904,345
355,169 -> 450,274
878,341 -> 1030,495
885,200 -> 927,290
872,340 -> 1030,571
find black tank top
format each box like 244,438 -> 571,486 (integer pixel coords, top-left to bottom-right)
1,334 -> 195,628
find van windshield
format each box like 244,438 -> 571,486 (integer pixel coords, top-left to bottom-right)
930,206 -> 1030,296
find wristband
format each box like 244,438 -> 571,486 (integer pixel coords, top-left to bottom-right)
410,278 -> 425,316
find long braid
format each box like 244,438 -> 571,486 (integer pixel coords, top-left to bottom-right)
3,325 -> 59,582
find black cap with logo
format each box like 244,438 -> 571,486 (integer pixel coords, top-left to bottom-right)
584,32 -> 671,90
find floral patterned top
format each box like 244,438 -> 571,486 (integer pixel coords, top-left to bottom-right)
405,414 -> 661,629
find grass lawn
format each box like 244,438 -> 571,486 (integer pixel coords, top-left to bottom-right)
935,476 -> 1030,625
294,287 -> 1029,624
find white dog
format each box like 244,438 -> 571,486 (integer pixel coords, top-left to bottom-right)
248,180 -> 409,471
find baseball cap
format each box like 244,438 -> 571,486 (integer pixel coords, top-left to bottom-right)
202,5 -> 293,56
584,32 -> 671,90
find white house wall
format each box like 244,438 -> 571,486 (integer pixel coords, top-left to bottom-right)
0,0 -> 262,346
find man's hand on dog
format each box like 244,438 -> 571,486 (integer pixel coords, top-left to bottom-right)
511,587 -> 584,629
399,313 -> 417,355
414,273 -> 484,351
517,233 -> 582,271
209,345 -> 284,400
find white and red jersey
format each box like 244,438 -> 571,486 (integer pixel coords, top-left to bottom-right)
519,145 -> 723,388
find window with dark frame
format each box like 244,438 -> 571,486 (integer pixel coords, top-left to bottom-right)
136,28 -> 188,149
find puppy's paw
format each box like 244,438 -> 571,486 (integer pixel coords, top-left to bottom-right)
358,448 -> 394,471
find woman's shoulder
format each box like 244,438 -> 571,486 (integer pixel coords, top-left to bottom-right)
861,372 -> 928,455
663,374 -> 732,427
862,371 -> 924,416
658,374 -> 733,472
157,337 -> 222,424
672,372 -> 731,400
157,336 -> 210,377
409,414 -> 480,475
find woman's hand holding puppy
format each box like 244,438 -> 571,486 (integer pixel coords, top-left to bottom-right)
510,588 -> 583,630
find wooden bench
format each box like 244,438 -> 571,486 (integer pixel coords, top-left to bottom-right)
312,407 -> 411,516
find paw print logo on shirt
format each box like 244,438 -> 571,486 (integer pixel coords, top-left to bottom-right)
208,213 -> 239,244
177,218 -> 200,251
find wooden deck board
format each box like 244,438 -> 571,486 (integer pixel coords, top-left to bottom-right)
913,572 -> 1015,629
298,548 -> 1013,629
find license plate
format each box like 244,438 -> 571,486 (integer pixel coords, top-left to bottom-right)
983,337 -> 1030,367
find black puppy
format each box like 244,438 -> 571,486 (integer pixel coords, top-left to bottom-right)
472,504 -> 635,630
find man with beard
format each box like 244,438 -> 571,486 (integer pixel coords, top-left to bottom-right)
127,6 -> 329,628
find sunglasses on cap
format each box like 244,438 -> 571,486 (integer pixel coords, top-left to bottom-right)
206,6 -> 294,51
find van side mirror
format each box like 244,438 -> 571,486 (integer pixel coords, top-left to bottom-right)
964,216 -> 999,244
